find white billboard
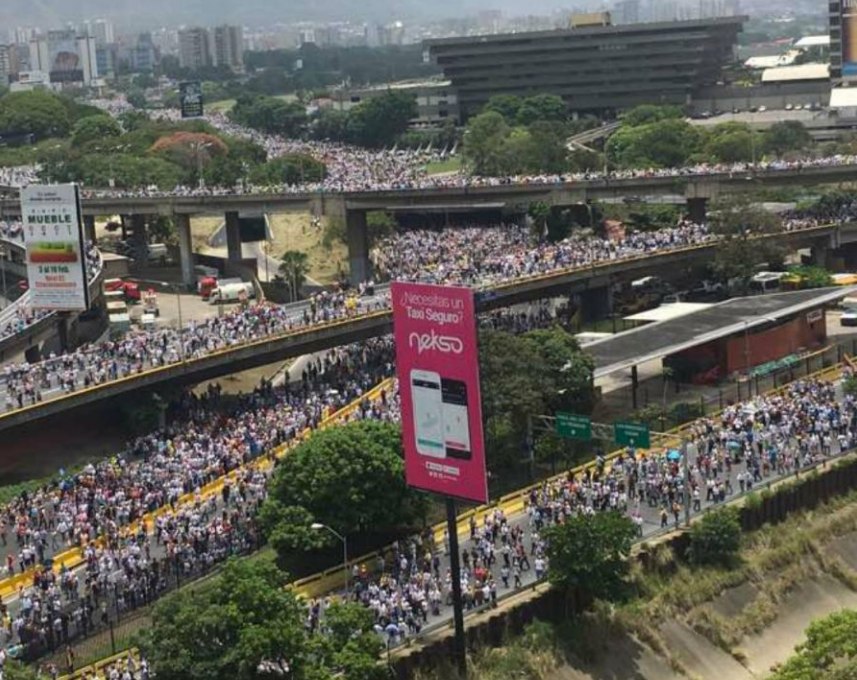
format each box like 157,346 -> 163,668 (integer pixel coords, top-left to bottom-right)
20,184 -> 89,311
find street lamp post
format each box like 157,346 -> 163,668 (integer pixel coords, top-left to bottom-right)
193,141 -> 214,190
312,523 -> 348,596
0,245 -> 6,311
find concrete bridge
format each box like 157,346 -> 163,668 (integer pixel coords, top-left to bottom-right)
0,223 -> 840,435
0,238 -> 106,363
1,163 -> 855,287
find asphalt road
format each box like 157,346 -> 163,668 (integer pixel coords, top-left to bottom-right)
2,376 -> 847,662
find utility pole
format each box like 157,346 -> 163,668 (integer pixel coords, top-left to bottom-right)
446,498 -> 467,677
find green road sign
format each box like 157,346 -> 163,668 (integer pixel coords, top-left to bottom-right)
614,421 -> 651,448
555,412 -> 592,441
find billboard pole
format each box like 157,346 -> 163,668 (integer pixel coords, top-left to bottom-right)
445,497 -> 467,677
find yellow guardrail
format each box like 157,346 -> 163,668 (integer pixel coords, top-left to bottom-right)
61,648 -> 140,680
1,222 -> 836,428
57,358 -> 845,676
0,377 -> 396,601
293,352 -> 843,600
0,309 -> 393,425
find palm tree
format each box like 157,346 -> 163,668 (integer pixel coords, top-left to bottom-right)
278,250 -> 310,302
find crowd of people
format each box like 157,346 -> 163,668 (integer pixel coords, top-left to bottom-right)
0,339 -> 400,660
372,220 -> 713,286
0,295 -> 576,662
0,236 -> 102,346
1,288 -> 382,411
0,205 -> 832,413
305,375 -> 855,648
0,282 -> 852,667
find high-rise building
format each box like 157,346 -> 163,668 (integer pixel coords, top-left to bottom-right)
614,0 -> 640,24
28,30 -> 99,84
130,33 -> 157,72
82,19 -> 114,46
425,16 -> 745,119
178,27 -> 212,70
179,25 -> 243,72
0,45 -> 13,85
211,25 -> 244,71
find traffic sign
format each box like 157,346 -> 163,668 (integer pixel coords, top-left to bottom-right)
555,412 -> 592,441
614,421 -> 651,448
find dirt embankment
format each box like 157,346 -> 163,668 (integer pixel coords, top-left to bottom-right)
545,503 -> 857,680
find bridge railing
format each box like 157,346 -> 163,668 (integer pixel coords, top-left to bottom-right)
0,237 -> 104,353
0,221 -> 837,422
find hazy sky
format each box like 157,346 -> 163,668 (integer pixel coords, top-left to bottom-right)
1,0 -> 579,30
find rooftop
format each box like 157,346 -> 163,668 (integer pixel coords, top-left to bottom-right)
588,287 -> 853,379
424,15 -> 747,47
761,62 -> 830,83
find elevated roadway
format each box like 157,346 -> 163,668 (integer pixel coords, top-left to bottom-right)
1,163 -> 854,217
0,223 -> 838,435
0,238 -> 106,362
2,163 -> 852,284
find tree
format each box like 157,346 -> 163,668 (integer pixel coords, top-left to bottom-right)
314,603 -> 386,680
463,111 -> 511,176
251,155 -> 326,186
278,250 -> 310,301
544,511 -> 637,602
787,265 -> 833,289
366,211 -> 396,245
523,327 -> 596,416
520,121 -> 569,173
703,123 -> 758,163
264,421 -> 428,560
346,90 -> 417,148
620,104 -> 684,127
70,115 -> 121,148
127,89 -> 147,110
710,198 -> 785,293
483,94 -> 523,122
3,661 -> 40,680
137,559 -> 318,680
479,327 -> 594,472
138,560 -> 384,679
516,94 -> 567,125
150,131 -> 229,182
0,90 -> 71,140
762,121 -> 812,158
528,201 -> 551,242
607,118 -> 703,169
687,506 -> 741,566
230,95 -> 308,137
769,609 -> 857,680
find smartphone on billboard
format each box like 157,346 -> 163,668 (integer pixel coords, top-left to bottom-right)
410,369 -> 446,458
442,377 -> 472,460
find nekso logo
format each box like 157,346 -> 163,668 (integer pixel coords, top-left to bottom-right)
408,329 -> 464,355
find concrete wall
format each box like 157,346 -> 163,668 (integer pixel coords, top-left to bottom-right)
690,82 -> 830,114
391,454 -> 857,679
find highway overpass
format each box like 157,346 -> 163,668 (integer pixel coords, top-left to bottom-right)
0,223 -> 839,435
0,238 -> 106,363
1,163 -> 855,286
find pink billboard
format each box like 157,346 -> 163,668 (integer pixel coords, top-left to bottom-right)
392,282 -> 488,504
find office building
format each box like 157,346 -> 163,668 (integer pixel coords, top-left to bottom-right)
425,16 -> 745,119
333,79 -> 458,128
211,25 -> 244,71
613,0 -> 640,24
28,30 -> 99,85
178,25 -> 243,72
0,45 -> 13,85
82,19 -> 114,46
178,27 -> 212,70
